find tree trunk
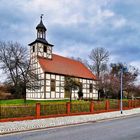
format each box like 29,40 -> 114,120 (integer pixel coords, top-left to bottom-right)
23,84 -> 26,104
70,89 -> 72,102
98,90 -> 100,101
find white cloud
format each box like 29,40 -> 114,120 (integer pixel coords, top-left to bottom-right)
113,17 -> 126,28
130,61 -> 140,70
0,0 -> 140,85
99,9 -> 115,18
54,42 -> 91,58
19,0 -> 116,27
128,61 -> 140,85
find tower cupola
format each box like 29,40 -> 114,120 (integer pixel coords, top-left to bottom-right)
36,14 -> 46,39
29,15 -> 53,59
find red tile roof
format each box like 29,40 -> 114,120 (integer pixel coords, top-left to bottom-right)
38,54 -> 96,80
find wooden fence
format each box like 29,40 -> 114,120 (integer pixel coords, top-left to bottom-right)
0,100 -> 140,122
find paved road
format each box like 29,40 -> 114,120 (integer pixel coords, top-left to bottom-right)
1,115 -> 140,140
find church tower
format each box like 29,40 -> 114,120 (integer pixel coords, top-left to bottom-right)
29,15 -> 53,59
27,15 -> 54,99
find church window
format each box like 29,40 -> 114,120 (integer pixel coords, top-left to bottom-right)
43,45 -> 47,52
89,84 -> 93,93
51,79 -> 55,91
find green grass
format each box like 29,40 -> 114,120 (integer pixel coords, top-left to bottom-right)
0,99 -> 26,105
1,99 -> 137,119
0,99 -> 74,105
0,98 -> 129,106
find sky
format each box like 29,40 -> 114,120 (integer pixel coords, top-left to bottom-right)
0,0 -> 140,83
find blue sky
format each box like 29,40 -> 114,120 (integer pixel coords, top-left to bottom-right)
0,0 -> 140,82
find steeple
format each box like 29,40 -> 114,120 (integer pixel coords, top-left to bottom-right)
29,15 -> 53,47
36,14 -> 46,39
29,15 -> 53,60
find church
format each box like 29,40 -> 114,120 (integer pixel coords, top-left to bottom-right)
26,16 -> 98,100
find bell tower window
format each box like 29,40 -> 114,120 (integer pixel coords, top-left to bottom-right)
33,46 -> 35,52
36,14 -> 47,39
43,45 -> 47,52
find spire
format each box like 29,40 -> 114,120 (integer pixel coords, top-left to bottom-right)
29,15 -> 54,47
36,14 -> 47,39
36,14 -> 46,31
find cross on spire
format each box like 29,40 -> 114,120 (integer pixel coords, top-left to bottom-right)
40,14 -> 44,20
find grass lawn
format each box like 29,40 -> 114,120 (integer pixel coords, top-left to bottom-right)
0,99 -> 133,119
0,99 -> 78,105
0,99 -> 26,105
0,98 -> 128,105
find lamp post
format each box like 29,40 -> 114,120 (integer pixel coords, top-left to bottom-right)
120,67 -> 123,114
111,63 -> 128,114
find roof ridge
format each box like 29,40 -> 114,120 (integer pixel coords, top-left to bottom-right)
53,53 -> 83,63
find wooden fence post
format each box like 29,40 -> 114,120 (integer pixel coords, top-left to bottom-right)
36,103 -> 41,118
131,100 -> 133,108
132,100 -> 136,108
90,101 -> 94,113
128,100 -> 131,108
66,102 -> 71,115
106,100 -> 109,111
134,100 -> 137,108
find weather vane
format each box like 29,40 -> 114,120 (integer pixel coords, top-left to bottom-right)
40,14 -> 44,20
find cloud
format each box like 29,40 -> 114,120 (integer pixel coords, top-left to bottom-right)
112,18 -> 126,28
0,0 -> 140,74
130,60 -> 140,84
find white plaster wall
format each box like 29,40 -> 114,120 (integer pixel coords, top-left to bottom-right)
51,91 -> 55,98
46,92 -> 50,98
56,93 -> 60,98
71,78 -> 98,100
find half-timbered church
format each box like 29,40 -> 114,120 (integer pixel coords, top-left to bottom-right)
26,16 -> 98,100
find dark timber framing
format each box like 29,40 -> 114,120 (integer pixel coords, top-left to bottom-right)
26,17 -> 98,100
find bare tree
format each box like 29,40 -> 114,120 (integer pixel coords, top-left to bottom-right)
89,47 -> 109,78
89,47 -> 109,100
110,63 -> 139,99
0,41 -> 30,98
